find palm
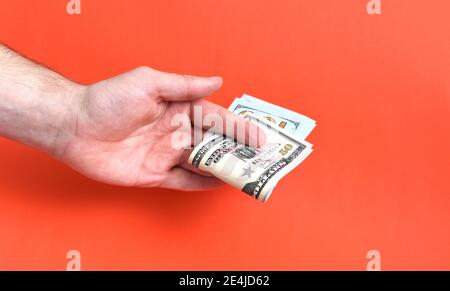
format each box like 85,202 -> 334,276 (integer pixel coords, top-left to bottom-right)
66,101 -> 190,188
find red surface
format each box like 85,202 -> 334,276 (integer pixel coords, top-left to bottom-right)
0,0 -> 449,270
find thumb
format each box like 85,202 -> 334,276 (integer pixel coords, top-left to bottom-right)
143,67 -> 223,101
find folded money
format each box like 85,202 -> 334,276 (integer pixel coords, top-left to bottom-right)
229,94 -> 316,140
188,95 -> 315,202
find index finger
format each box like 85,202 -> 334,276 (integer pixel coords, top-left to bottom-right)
190,99 -> 266,148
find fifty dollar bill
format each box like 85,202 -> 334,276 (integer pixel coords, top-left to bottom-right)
188,95 -> 315,202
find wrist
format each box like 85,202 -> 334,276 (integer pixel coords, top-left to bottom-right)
41,80 -> 87,159
0,45 -> 86,160
0,69 -> 86,159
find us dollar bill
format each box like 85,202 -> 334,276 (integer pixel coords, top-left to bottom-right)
189,106 -> 313,202
229,94 -> 316,140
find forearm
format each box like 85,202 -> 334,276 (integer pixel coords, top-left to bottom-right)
0,44 -> 83,158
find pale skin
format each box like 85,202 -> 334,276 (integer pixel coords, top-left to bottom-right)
0,44 -> 265,191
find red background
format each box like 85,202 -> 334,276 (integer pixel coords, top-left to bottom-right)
0,0 -> 449,270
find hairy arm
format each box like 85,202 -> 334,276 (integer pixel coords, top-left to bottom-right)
0,44 -> 264,190
0,44 -> 81,158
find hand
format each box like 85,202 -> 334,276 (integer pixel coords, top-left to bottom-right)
60,67 -> 265,190
0,45 -> 265,191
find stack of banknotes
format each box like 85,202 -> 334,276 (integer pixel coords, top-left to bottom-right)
188,94 -> 316,202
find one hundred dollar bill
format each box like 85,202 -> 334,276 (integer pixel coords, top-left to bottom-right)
229,94 -> 316,140
189,98 -> 314,202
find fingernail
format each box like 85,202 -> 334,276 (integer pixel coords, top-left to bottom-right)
257,128 -> 267,148
210,76 -> 223,83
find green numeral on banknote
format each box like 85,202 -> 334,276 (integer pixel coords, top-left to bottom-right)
279,144 -> 293,156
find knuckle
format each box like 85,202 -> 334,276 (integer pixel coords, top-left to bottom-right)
181,74 -> 194,96
181,74 -> 194,81
132,66 -> 154,77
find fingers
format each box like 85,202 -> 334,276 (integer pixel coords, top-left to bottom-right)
180,162 -> 214,177
178,146 -> 213,177
160,167 -> 224,191
142,67 -> 223,101
178,148 -> 213,177
190,100 -> 267,148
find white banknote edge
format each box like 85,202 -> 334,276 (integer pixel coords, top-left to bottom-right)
241,94 -> 316,125
229,95 -> 316,140
246,111 -> 313,148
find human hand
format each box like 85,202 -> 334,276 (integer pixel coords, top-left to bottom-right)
0,45 -> 265,190
59,67 -> 265,190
